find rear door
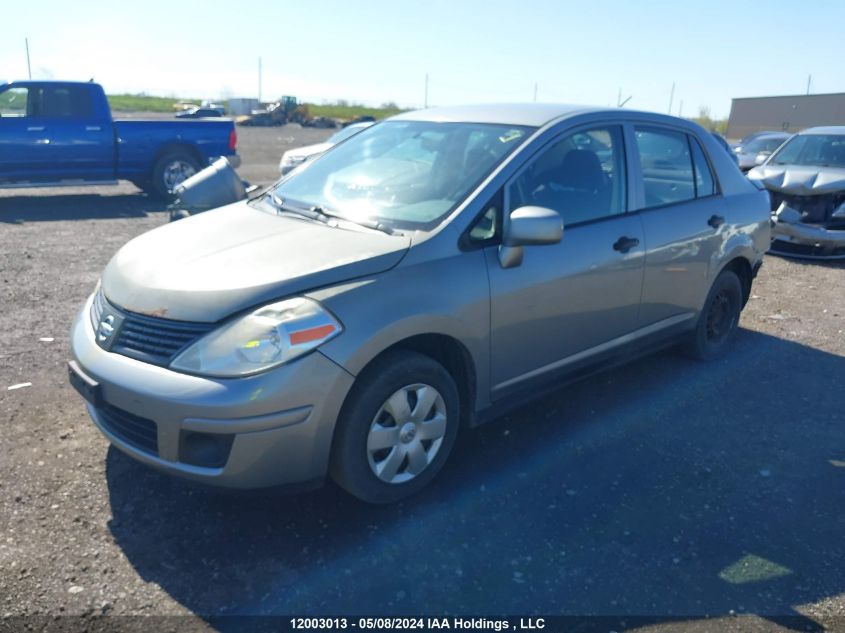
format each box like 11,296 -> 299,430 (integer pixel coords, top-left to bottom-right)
632,125 -> 727,326
486,123 -> 646,398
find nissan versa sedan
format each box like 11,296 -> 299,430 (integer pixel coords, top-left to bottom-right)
69,104 -> 771,503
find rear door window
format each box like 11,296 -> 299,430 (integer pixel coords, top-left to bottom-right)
39,86 -> 94,118
689,137 -> 716,197
634,127 -> 695,207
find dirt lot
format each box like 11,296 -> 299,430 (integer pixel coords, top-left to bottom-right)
1,124 -> 844,632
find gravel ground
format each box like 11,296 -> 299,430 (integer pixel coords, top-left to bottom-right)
1,123 -> 844,632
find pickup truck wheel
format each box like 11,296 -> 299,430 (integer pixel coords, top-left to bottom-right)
685,270 -> 742,361
151,152 -> 200,199
330,351 -> 459,504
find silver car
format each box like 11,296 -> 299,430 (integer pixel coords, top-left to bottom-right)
733,132 -> 790,171
69,104 -> 771,503
748,126 -> 845,259
279,122 -> 374,175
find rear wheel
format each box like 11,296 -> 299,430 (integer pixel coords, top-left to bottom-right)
685,269 -> 743,361
151,151 -> 200,199
330,351 -> 460,504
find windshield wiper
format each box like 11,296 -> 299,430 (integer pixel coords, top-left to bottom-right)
266,194 -> 398,236
310,205 -> 398,236
266,193 -> 330,223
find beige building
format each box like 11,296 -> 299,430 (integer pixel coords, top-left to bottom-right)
726,92 -> 845,140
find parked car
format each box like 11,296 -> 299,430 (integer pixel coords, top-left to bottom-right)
175,107 -> 224,119
0,80 -> 240,197
731,130 -> 783,150
748,126 -> 845,259
69,104 -> 770,503
279,121 -> 374,174
734,132 -> 790,171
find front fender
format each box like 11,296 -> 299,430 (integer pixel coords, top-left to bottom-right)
308,248 -> 492,412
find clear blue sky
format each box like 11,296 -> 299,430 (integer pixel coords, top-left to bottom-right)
3,0 -> 842,117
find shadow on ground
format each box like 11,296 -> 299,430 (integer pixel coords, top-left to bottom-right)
0,192 -> 165,223
105,329 -> 845,630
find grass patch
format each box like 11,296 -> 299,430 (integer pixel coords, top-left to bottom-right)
105,94 -> 406,120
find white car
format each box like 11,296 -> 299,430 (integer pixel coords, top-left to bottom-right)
279,122 -> 375,174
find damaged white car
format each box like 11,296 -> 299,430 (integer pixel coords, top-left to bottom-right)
748,127 -> 845,259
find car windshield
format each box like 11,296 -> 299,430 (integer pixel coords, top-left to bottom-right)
327,124 -> 371,144
270,120 -> 534,230
770,134 -> 845,168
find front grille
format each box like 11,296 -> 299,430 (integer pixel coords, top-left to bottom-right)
769,191 -> 845,226
112,312 -> 213,365
90,290 -> 214,366
96,403 -> 159,456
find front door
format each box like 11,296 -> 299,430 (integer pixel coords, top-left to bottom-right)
487,124 -> 645,398
0,84 -> 113,183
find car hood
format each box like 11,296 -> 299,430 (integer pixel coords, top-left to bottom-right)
101,201 -> 410,322
748,164 -> 845,195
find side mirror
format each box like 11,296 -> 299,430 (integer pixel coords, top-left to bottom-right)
499,206 -> 563,268
755,151 -> 772,165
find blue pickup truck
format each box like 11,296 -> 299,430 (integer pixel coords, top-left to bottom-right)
0,80 -> 240,198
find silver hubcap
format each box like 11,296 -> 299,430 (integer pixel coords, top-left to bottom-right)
162,160 -> 197,191
367,383 -> 448,484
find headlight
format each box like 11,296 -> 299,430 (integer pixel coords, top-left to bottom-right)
170,297 -> 342,377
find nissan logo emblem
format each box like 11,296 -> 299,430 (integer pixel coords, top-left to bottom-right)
97,314 -> 115,342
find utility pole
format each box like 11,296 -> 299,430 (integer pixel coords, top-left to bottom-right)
668,81 -> 675,114
258,57 -> 262,103
25,38 -> 31,79
424,73 -> 429,108
533,82 -> 538,102
806,74 -> 812,96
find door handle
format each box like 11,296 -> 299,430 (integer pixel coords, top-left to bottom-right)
27,126 -> 45,132
85,126 -> 102,132
708,214 -> 725,229
613,236 -> 640,253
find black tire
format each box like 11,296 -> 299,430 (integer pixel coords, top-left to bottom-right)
685,269 -> 743,361
330,350 -> 460,504
151,151 -> 201,199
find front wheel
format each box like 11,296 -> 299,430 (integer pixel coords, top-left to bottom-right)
151,151 -> 200,199
330,351 -> 460,504
685,269 -> 743,361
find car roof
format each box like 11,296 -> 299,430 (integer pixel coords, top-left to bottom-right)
800,126 -> 845,135
389,103 -> 715,131
391,103 -> 611,127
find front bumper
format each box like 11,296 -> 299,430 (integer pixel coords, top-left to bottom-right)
771,214 -> 845,260
70,295 -> 354,489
